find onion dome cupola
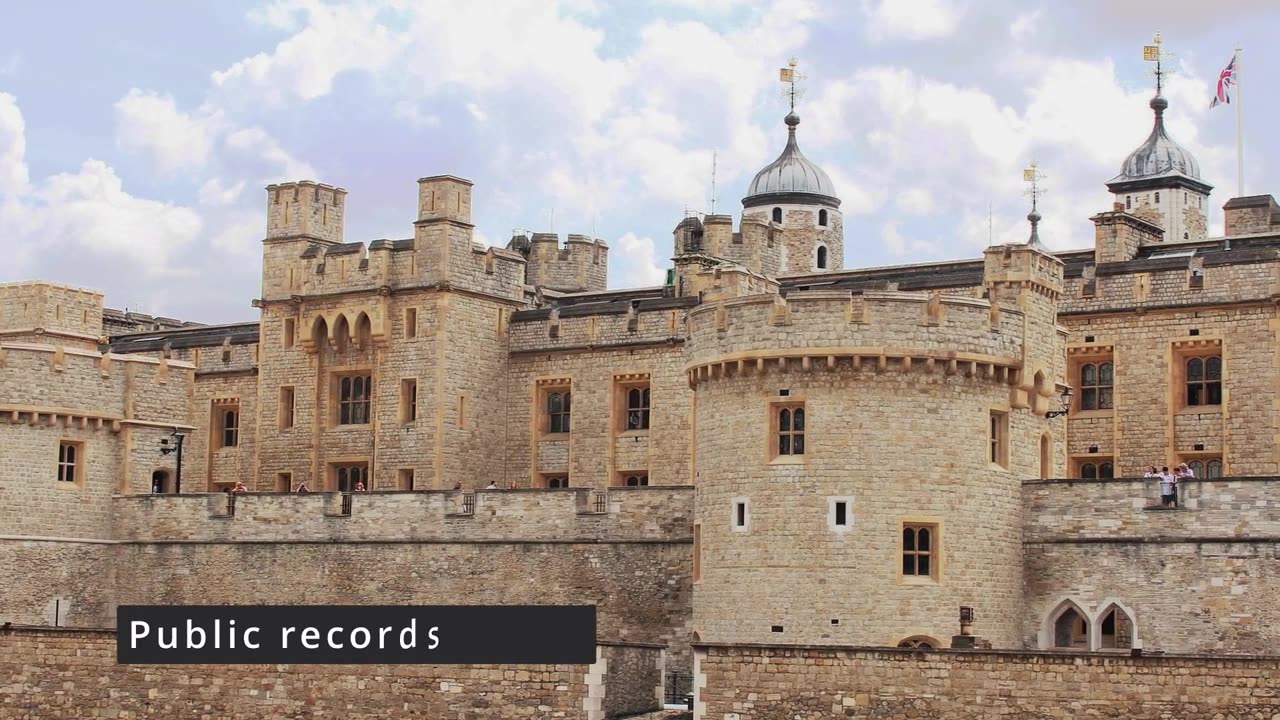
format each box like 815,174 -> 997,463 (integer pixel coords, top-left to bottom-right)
1107,95 -> 1210,193
742,112 -> 840,209
1106,92 -> 1212,243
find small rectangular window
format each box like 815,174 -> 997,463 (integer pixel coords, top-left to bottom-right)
398,468 -> 415,491
834,502 -> 847,526
829,497 -> 853,532
279,387 -> 295,430
732,499 -> 748,530
276,472 -> 292,492
401,379 -> 418,423
405,308 -> 418,339
1184,355 -> 1222,407
283,318 -> 296,348
57,441 -> 83,484
989,410 -> 1008,468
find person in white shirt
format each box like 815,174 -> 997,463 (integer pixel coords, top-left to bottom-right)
1159,467 -> 1177,507
484,481 -> 498,490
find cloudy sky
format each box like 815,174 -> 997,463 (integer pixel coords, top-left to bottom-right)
1,1 -> 1276,323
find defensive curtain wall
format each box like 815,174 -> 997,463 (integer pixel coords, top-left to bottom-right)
1024,475 -> 1280,655
686,286 -> 1058,650
0,627 -> 664,720
692,643 -> 1280,720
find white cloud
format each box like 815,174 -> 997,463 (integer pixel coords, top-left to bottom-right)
897,187 -> 935,215
114,89 -> 223,174
36,160 -> 203,273
1009,9 -> 1041,40
212,0 -> 406,106
209,211 -> 264,259
881,221 -> 942,258
198,177 -> 247,207
0,93 -> 29,196
611,232 -> 667,287
393,101 -> 440,128
465,103 -> 488,123
862,0 -> 962,42
223,127 -> 317,183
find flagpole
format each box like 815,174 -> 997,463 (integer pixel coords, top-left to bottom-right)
1235,47 -> 1244,197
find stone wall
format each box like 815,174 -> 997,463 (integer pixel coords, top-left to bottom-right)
599,642 -> 664,719
1024,476 -> 1280,654
693,643 -> 1280,720
0,627 -> 661,720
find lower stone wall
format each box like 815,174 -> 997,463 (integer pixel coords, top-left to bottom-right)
694,643 -> 1280,720
600,642 -> 664,719
0,628 -> 663,720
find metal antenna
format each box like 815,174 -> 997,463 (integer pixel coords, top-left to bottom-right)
779,57 -> 806,111
710,150 -> 718,214
988,200 -> 993,246
549,207 -> 554,232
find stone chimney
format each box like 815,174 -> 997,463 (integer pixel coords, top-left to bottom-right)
1223,195 -> 1280,236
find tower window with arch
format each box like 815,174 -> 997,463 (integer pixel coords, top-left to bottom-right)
1154,191 -> 1160,204
1126,195 -> 1132,210
1099,605 -> 1135,649
1186,458 -> 1224,479
1185,355 -> 1222,407
818,208 -> 828,227
1079,461 -> 1114,479
816,244 -> 828,270
220,409 -> 239,448
625,387 -> 650,431
547,391 -> 572,434
896,636 -> 937,649
336,373 -> 372,425
1053,606 -> 1088,649
772,207 -> 783,223
774,403 -> 805,457
1079,362 -> 1114,411
901,523 -> 937,579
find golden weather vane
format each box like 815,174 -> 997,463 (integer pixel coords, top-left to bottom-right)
1143,31 -> 1176,93
779,57 -> 806,111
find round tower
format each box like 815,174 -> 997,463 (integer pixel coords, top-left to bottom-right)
688,243 -> 1064,649
1106,93 -> 1211,242
742,112 -> 843,274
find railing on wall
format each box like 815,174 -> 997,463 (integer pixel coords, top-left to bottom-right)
665,672 -> 693,709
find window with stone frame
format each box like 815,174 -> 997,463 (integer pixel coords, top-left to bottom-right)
1075,459 -> 1115,479
540,474 -> 569,488
335,372 -> 372,425
617,377 -> 650,432
57,440 -> 84,484
275,472 -> 292,492
620,473 -> 648,487
1184,457 -> 1224,479
397,468 -> 415,491
771,207 -> 783,223
279,386 -> 295,430
897,637 -> 936,649
1099,606 -> 1134,649
400,379 -> 418,423
216,404 -> 239,448
818,208 -> 828,227
541,383 -> 572,435
988,410 -> 1009,468
901,523 -> 938,580
333,462 -> 369,492
771,401 -> 806,459
1185,355 -> 1222,407
1079,361 -> 1114,411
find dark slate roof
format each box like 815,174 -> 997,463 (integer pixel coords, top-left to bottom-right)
108,322 -> 261,353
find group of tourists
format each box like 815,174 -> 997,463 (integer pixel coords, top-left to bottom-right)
1144,463 -> 1195,507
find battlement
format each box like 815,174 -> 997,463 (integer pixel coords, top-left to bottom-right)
685,289 -> 1025,385
110,486 -> 693,543
0,341 -> 194,424
265,181 -> 346,243
521,232 -> 609,293
1023,476 -> 1280,542
508,296 -> 694,353
0,281 -> 105,348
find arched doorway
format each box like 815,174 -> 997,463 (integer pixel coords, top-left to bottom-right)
1053,606 -> 1089,649
151,469 -> 171,494
1098,604 -> 1136,649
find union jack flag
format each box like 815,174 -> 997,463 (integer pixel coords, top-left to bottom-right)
1210,55 -> 1236,108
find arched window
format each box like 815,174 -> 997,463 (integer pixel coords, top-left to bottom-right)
151,470 -> 170,494
1081,463 -> 1097,479
896,636 -> 936,649
1186,355 -> 1222,406
778,406 -> 804,456
902,525 -> 934,577
626,388 -> 650,431
1126,195 -> 1132,210
546,475 -> 568,488
338,374 -> 372,424
548,391 -> 572,433
1078,462 -> 1115,480
1100,462 -> 1114,479
818,209 -> 828,227
1040,434 -> 1052,479
816,245 -> 828,270
1099,605 -> 1135,649
1053,607 -> 1088,649
221,409 -> 239,448
772,207 -> 783,223
1207,459 -> 1223,478
1079,362 -> 1113,410
335,463 -> 368,493
625,474 -> 648,486
1154,191 -> 1160,204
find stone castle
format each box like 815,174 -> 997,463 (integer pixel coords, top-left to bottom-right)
5,80 -> 1280,719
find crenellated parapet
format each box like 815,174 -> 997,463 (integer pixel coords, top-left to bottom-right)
684,289 -> 1026,388
0,281 -> 106,349
508,296 -> 694,354
519,232 -> 609,293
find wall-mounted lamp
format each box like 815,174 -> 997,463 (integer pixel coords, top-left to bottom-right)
1045,386 -> 1072,419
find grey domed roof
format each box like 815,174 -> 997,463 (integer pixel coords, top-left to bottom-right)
1109,95 -> 1201,184
743,112 -> 838,207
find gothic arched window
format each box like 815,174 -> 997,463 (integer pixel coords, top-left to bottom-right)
816,245 -> 828,270
548,391 -> 572,433
1079,362 -> 1113,410
818,209 -> 828,226
772,207 -> 783,223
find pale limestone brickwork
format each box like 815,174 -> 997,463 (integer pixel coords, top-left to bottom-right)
8,84 -> 1280,718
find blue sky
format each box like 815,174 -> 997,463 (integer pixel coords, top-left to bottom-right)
1,0 -> 1276,323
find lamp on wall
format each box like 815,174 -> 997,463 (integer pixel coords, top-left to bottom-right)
159,431 -> 186,494
1045,386 -> 1073,419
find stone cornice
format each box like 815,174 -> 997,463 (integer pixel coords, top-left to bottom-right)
686,347 -> 1021,388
